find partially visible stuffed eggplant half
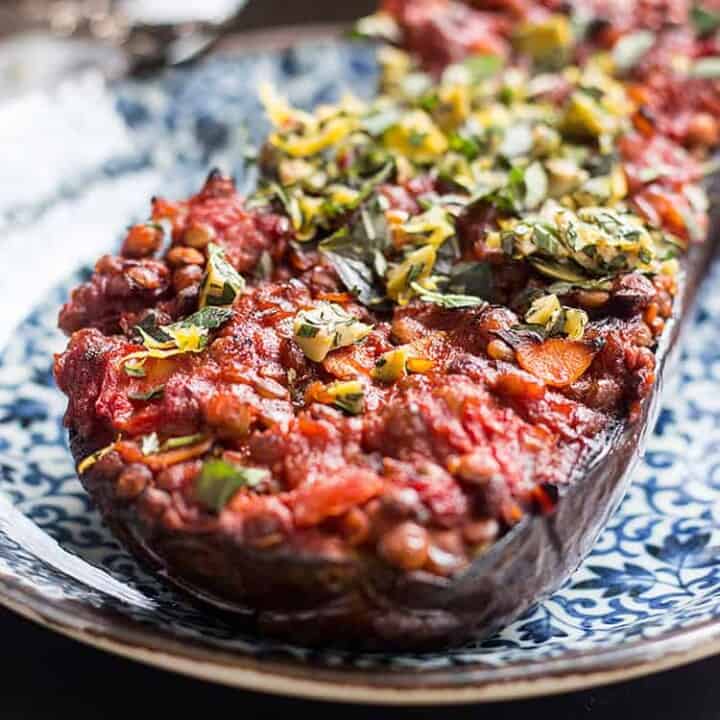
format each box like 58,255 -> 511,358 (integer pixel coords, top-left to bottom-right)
55,0 -> 720,649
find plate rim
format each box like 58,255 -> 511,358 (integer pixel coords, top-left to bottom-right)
0,568 -> 718,704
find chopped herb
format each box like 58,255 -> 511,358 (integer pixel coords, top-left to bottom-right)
325,380 -> 365,415
386,245 -> 437,303
578,85 -> 604,102
128,385 -> 165,402
195,459 -> 269,513
77,442 -> 116,475
495,325 -> 548,347
406,263 -> 424,284
612,31 -> 655,73
254,250 -> 274,281
323,247 -> 381,306
408,129 -> 428,147
296,323 -> 321,338
546,277 -> 612,294
134,311 -> 173,346
124,361 -> 146,378
256,181 -> 303,231
199,243 -> 246,308
293,303 -> 373,362
462,54 -> 504,81
372,347 -> 411,382
449,131 -> 481,161
411,282 -> 488,309
690,57 -> 720,79
447,261 -> 494,299
334,393 -> 365,415
418,93 -> 440,112
171,306 -> 234,332
483,165 -> 527,213
162,434 -> 206,451
530,257 -> 593,283
319,196 -> 390,305
125,306 -> 234,367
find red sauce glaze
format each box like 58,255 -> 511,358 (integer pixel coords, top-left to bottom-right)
55,0 -> 708,573
54,170 -> 667,573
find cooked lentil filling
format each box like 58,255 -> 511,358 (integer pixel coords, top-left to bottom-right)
56,0 -> 720,576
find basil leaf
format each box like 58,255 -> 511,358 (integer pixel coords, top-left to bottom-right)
322,249 -> 379,304
319,196 -> 391,305
128,385 -> 165,402
495,325 -> 547,347
169,306 -> 234,332
134,312 -> 173,346
449,131 -> 482,161
195,459 -> 269,513
612,31 -> 655,72
134,306 -> 233,352
447,261 -> 494,299
529,257 -> 593,283
471,165 -> 526,215
253,181 -> 303,230
546,277 -> 612,294
411,282 -> 488,309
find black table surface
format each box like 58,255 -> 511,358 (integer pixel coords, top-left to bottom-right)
2,0 -> 716,717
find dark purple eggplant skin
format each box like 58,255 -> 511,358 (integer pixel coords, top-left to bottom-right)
70,234 -> 716,651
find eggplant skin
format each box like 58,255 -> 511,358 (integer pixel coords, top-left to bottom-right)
66,234 -> 712,651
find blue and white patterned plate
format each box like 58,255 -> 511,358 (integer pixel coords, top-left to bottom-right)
2,34 -> 720,704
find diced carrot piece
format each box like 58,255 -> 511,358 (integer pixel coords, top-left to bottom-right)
316,292 -> 355,303
516,339 -> 597,388
116,436 -> 209,470
114,441 -> 144,464
304,381 -> 334,405
407,357 -> 435,374
291,470 -> 383,527
494,370 -> 546,400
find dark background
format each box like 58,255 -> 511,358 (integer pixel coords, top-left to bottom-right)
3,608 -> 720,719
2,1 -> 718,717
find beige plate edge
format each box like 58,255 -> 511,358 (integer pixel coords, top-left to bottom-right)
1,574 -> 720,705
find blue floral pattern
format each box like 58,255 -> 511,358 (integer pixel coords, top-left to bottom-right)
0,40 -> 720,678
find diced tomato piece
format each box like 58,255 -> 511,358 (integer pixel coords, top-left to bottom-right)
290,470 -> 383,527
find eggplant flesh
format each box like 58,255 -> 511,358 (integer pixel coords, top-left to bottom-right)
70,226 -> 716,650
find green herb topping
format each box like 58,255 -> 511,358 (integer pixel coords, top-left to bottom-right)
195,459 -> 269,513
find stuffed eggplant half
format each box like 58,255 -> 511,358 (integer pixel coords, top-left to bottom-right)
55,0 -> 720,649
